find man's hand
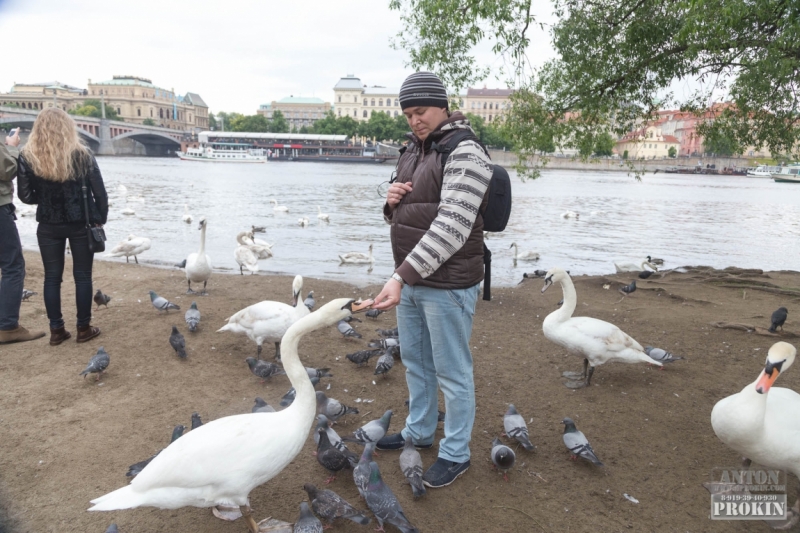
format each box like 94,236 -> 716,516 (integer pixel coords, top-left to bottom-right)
373,278 -> 403,311
386,181 -> 412,209
5,129 -> 20,147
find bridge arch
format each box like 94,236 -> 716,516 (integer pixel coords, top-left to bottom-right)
113,130 -> 181,156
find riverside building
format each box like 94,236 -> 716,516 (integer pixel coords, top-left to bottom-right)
257,97 -> 332,129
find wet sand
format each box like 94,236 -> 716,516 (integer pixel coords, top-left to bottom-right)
1,252 -> 798,532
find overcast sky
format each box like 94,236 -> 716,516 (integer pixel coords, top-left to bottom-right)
0,0 -> 558,115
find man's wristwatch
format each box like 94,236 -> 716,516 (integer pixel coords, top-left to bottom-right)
391,272 -> 405,286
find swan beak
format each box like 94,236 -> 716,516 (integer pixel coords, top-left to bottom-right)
755,370 -> 779,394
292,291 -> 299,307
348,299 -> 374,313
541,278 -> 553,294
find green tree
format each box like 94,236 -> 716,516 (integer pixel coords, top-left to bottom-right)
668,146 -> 677,158
390,0 -> 800,174
142,118 -> 156,126
622,149 -> 629,160
358,111 -> 397,142
593,132 -> 615,157
335,115 -> 361,138
214,112 -> 243,131
393,113 -> 410,142
209,113 -> 217,130
270,110 -> 289,133
703,128 -> 741,156
230,114 -> 270,133
69,99 -> 121,121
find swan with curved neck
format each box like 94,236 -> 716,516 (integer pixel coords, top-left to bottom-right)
541,267 -> 661,388
234,231 -> 259,275
89,298 -> 373,533
339,243 -> 374,264
510,242 -> 540,262
614,260 -> 658,273
185,218 -> 212,294
317,206 -> 329,222
270,199 -> 289,212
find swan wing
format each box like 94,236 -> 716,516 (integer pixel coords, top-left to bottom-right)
553,317 -> 652,365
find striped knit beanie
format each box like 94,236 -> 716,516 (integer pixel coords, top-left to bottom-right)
399,72 -> 449,110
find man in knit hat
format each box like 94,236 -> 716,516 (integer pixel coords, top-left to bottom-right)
373,71 -> 493,488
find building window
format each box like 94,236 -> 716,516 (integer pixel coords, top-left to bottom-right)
394,99 -> 399,107
363,99 -> 368,106
354,110 -> 357,117
394,111 -> 398,117
150,109 -> 153,117
137,108 -> 141,117
379,99 -> 383,106
338,109 -> 341,116
338,96 -> 341,102
117,108 -> 121,115
489,115 -> 492,121
371,99 -> 375,106
363,110 -> 368,117
483,102 -> 487,109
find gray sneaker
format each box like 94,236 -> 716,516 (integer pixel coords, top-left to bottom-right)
422,457 -> 470,488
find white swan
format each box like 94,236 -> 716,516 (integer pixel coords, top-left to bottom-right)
561,210 -> 579,219
614,260 -> 658,273
185,218 -> 212,295
541,267 -> 662,388
234,232 -> 259,275
270,199 -> 289,213
121,208 -> 136,216
88,298 -> 373,533
339,243 -> 374,264
182,205 -> 193,224
298,217 -> 309,227
510,242 -> 540,262
244,232 -> 272,260
217,275 -> 310,360
106,235 -> 151,264
317,206 -> 329,222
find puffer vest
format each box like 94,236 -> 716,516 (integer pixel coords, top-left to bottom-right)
390,118 -> 488,290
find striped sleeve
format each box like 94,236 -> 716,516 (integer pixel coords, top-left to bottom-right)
397,139 -> 492,284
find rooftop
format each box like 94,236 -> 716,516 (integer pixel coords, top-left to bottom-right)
467,88 -> 514,97
275,96 -> 327,105
363,86 -> 399,96
12,81 -> 84,93
184,92 -> 208,108
334,75 -> 363,90
94,76 -> 157,88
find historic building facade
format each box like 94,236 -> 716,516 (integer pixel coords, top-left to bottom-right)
257,96 -> 332,129
332,75 -> 402,122
615,125 -> 680,159
462,88 -> 514,123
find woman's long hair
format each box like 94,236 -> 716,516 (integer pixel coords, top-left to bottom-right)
21,107 -> 92,182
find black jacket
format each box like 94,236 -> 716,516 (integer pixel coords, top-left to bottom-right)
17,153 -> 108,225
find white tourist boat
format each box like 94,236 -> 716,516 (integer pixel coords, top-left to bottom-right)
771,164 -> 800,183
177,143 -> 267,163
746,165 -> 781,177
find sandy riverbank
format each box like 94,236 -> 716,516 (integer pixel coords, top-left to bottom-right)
1,251 -> 798,533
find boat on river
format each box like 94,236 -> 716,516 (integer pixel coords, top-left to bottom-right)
771,165 -> 800,183
747,165 -> 781,177
177,143 -> 267,163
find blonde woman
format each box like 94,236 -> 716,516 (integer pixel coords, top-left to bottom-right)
17,108 -> 108,345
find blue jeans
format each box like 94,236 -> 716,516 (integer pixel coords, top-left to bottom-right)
36,222 -> 94,329
0,204 -> 25,331
398,283 -> 479,463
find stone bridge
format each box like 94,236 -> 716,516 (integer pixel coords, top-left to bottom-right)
0,106 -> 188,156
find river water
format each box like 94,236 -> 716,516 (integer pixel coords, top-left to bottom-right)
14,157 -> 800,287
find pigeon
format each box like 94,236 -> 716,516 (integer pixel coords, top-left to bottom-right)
21,288 -> 37,301
94,289 -> 111,309
491,437 -> 516,481
347,348 -> 382,367
619,280 -> 636,295
306,367 -> 333,380
646,255 -> 664,266
251,225 -> 266,233
126,424 -> 185,477
342,410 -> 393,446
376,327 -> 399,338
337,320 -> 362,339
104,524 -> 118,533
304,291 -> 316,311
342,315 -> 362,323
353,442 -> 376,499
314,415 -> 350,453
368,337 -> 399,350
374,351 -> 394,376
562,417 -> 603,466
316,391 -> 358,423
294,501 -> 323,533
169,326 -> 186,359
280,376 -> 319,407
638,270 -> 654,279
523,270 -> 548,279
303,483 -> 370,528
316,428 -> 356,483
770,307 -> 788,332
364,461 -> 419,533
191,412 -> 203,430
245,357 -> 286,382
174,259 -> 187,269
79,346 -> 110,380
400,435 -> 426,498
184,302 -> 201,332
149,290 -> 179,312
252,397 -> 276,413
503,404 -> 535,451
365,308 -> 384,320
644,346 -> 685,365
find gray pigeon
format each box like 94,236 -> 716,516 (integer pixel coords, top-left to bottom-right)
353,442 -> 376,499
316,428 -> 356,483
126,424 -> 185,477
522,270 -> 548,279
342,410 -> 392,445
294,501 -> 323,533
365,308 -> 384,320
491,437 -> 516,481
347,348 -> 382,367
252,397 -> 276,413
638,270 -> 654,279
503,404 -> 535,451
21,288 -> 37,301
375,327 -> 399,337
303,483 -> 370,527
364,461 -> 419,533
191,412 -> 203,430
93,289 -> 111,309
374,351 -> 394,376
174,259 -> 187,269
770,307 -> 788,332
246,357 -> 286,382
337,320 -> 361,339
400,436 -> 426,498
185,302 -> 201,332
149,290 -> 179,312
562,417 -> 603,466
314,415 -> 349,453
644,346 -> 685,365
368,337 -> 399,350
280,376 -> 320,407
169,326 -> 186,359
80,346 -> 110,380
104,524 -> 118,533
304,291 -> 316,311
316,391 -> 359,423
306,367 -> 333,379
618,280 -> 636,295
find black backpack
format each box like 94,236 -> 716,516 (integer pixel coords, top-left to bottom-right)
432,130 -> 513,301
